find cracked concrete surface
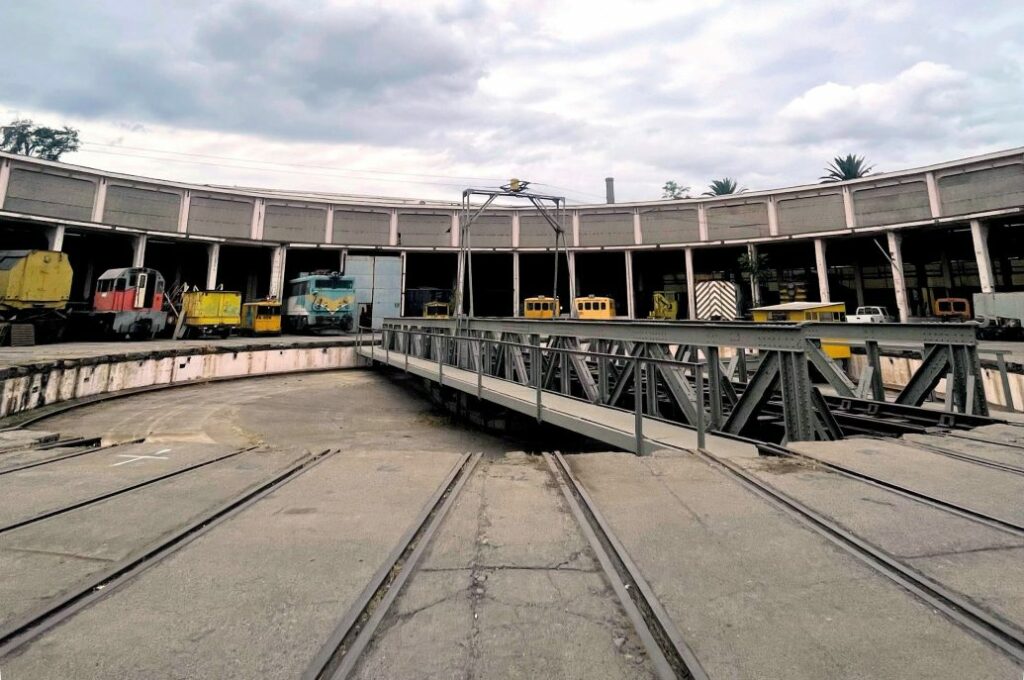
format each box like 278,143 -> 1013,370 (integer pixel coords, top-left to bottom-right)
353,452 -> 655,680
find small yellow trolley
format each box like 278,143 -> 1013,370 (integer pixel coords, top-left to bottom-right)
575,295 -> 616,319
523,296 -> 560,319
241,299 -> 281,336
751,301 -> 850,360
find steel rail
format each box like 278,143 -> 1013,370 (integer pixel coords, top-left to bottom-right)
874,435 -> 1024,477
545,451 -> 708,680
31,436 -> 103,451
304,452 -> 481,680
0,437 -> 145,476
748,439 -> 1024,539
0,445 -> 260,535
0,447 -> 339,656
948,430 -> 1024,451
691,445 -> 1024,664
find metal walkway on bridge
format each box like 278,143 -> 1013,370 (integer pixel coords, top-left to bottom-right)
358,318 -> 995,452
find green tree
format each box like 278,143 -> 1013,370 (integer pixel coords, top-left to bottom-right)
1,119 -> 81,160
661,180 -> 690,199
820,154 -> 873,182
702,177 -> 745,196
738,250 -> 769,306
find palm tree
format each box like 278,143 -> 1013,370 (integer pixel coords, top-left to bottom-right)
702,177 -> 745,196
821,154 -> 874,182
738,251 -> 769,306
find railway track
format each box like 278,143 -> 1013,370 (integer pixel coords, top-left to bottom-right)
304,451 -> 708,680
0,437 -> 145,476
692,443 -> 1024,665
0,445 -> 260,535
0,447 -> 338,657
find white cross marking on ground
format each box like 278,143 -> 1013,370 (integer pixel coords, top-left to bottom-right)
110,449 -> 171,466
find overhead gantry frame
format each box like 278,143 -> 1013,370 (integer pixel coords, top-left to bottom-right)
454,183 -> 573,319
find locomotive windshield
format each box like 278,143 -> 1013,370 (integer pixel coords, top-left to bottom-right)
314,278 -> 353,290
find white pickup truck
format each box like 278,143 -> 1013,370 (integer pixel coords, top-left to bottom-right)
848,306 -> 892,323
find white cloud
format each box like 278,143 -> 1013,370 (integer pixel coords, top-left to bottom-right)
0,0 -> 1021,202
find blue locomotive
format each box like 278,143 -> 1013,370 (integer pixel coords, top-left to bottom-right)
284,271 -> 356,333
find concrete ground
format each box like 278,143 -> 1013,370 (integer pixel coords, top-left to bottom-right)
353,452 -> 655,680
567,449 -> 1021,679
2,371 -> 1023,678
788,436 -> 1024,526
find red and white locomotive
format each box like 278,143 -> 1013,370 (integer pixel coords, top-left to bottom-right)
87,267 -> 169,339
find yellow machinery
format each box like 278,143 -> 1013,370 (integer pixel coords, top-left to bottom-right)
179,290 -> 242,339
0,250 -> 72,313
751,301 -> 850,360
240,299 -> 281,336
524,296 -> 559,319
575,295 -> 616,319
933,297 -> 971,322
648,291 -> 679,320
423,300 -> 450,318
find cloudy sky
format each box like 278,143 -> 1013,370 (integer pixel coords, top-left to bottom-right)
1,0 -> 1021,203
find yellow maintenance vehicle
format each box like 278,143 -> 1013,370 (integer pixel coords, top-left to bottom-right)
177,289 -> 242,339
751,301 -> 850,360
0,250 -> 73,344
524,296 -> 559,319
648,291 -> 680,320
575,295 -> 616,319
240,298 -> 282,336
423,300 -> 451,318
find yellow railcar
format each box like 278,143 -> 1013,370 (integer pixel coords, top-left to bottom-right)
423,301 -> 450,318
523,296 -> 560,319
575,295 -> 616,319
0,250 -> 72,312
241,299 -> 281,336
751,301 -> 850,360
180,290 -> 242,338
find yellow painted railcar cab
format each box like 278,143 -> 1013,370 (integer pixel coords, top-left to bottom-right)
575,295 -> 616,319
241,299 -> 281,335
423,301 -> 450,318
751,301 -> 850,360
0,250 -> 72,311
524,296 -> 560,319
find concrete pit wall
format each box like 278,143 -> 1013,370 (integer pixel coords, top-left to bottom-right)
0,342 -> 359,422
849,353 -> 1024,411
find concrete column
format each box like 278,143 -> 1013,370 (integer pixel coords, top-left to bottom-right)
571,212 -> 581,247
91,179 -> 107,223
624,250 -> 636,319
685,247 -> 696,320
325,206 -> 335,244
206,243 -> 221,291
269,246 -> 287,299
886,231 -> 910,322
632,211 -> 642,245
339,248 -> 348,274
82,260 -> 94,299
697,204 -> 709,240
566,250 -> 578,316
47,225 -> 65,251
512,251 -> 521,317
0,158 -> 11,207
971,219 -> 995,293
841,186 -> 856,228
925,172 -> 942,218
853,262 -> 866,308
511,212 -> 520,248
814,238 -> 830,302
399,251 -> 407,316
940,251 -> 954,292
389,210 -> 399,246
132,235 -> 147,268
450,212 -> 459,247
250,199 -> 265,241
177,190 -> 191,234
767,197 -> 779,236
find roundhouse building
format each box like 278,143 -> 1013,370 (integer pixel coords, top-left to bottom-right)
1,147 -> 1022,325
